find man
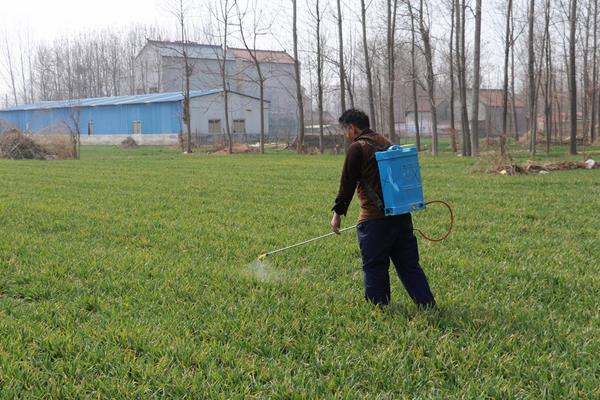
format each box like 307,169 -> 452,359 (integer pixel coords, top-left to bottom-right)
331,109 -> 436,307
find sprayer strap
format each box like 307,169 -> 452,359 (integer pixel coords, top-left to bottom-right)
360,180 -> 385,211
357,137 -> 387,212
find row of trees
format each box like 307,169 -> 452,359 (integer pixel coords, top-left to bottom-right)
1,25 -> 167,104
1,0 -> 596,156
292,0 -> 591,156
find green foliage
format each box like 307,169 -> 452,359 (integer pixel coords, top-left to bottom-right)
0,145 -> 599,398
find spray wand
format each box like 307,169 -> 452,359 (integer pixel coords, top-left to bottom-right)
257,225 -> 357,261
257,200 -> 454,261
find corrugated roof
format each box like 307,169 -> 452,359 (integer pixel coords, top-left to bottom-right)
0,89 -> 224,112
228,48 -> 295,64
147,40 -> 236,61
143,40 -> 294,65
478,89 -> 526,108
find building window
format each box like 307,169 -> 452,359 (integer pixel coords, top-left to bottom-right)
233,119 -> 246,134
208,119 -> 221,134
149,87 -> 159,94
132,120 -> 142,134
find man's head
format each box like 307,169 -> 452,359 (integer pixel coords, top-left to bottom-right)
338,109 -> 370,141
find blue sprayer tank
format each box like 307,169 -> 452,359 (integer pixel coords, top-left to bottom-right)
375,145 -> 426,216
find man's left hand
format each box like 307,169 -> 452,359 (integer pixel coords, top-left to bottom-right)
330,212 -> 342,235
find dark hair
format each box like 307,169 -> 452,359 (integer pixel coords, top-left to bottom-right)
338,108 -> 370,130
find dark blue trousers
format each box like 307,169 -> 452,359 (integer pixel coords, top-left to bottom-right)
357,214 -> 436,307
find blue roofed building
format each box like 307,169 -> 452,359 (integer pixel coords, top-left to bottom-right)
0,89 -> 269,145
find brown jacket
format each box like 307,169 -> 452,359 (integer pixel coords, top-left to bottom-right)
332,130 -> 392,224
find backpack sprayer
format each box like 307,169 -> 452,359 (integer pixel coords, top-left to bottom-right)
257,145 -> 454,261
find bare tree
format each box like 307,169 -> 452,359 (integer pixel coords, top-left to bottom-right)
543,0 -> 553,154
406,0 -> 437,154
343,31 -> 357,109
168,0 -> 193,153
501,0 -> 513,157
449,0 -> 457,153
3,36 -> 19,105
311,0 -> 325,154
234,0 -> 271,154
511,10 -> 520,140
569,0 -> 578,155
207,0 -> 235,153
336,0 -> 347,114
582,0 -> 592,143
18,37 -> 29,104
336,0 -> 349,151
292,0 -> 306,153
67,104 -> 82,160
421,0 -> 438,155
408,2 -> 421,151
456,0 -> 470,156
470,0 -> 482,157
592,0 -> 599,143
387,0 -> 399,142
360,0 -> 377,131
528,0 -> 538,156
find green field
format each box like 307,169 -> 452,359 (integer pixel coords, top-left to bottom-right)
1,144 -> 599,398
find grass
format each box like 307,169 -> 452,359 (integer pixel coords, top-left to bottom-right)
0,143 -> 599,398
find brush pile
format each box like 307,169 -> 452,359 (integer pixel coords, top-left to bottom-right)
488,160 -> 598,175
119,137 -> 140,149
0,130 -> 54,160
518,130 -> 593,146
212,144 -> 257,155
34,133 -> 76,159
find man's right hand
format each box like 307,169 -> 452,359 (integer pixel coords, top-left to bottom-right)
330,212 -> 342,235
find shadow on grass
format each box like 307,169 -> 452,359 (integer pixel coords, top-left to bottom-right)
380,299 -> 542,338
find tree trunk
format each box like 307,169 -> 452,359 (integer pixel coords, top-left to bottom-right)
361,0 -> 377,131
583,0 -> 592,143
470,0 -> 482,157
511,15 -> 519,140
259,73 -> 265,154
528,0 -> 537,156
417,0 -> 437,155
222,3 -> 233,154
569,0 -> 578,155
4,40 -> 19,105
457,0 -> 471,156
179,0 -> 192,154
544,0 -> 553,154
316,0 -> 324,154
336,0 -> 346,114
501,0 -> 513,158
235,1 -> 266,154
387,0 -> 399,142
592,0 -> 599,143
293,0 -> 305,153
410,5 -> 421,152
449,0 -> 457,153
336,0 -> 348,151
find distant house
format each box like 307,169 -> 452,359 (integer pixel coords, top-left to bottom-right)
132,39 -> 297,138
405,98 -> 450,135
463,89 -> 528,137
0,89 -> 269,145
405,90 -> 528,138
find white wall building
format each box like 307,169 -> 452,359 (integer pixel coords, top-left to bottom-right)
132,40 -> 296,139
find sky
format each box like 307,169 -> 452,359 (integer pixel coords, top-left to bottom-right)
1,0 -> 164,37
0,0 -> 510,103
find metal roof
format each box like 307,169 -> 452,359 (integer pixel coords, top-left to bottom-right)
229,48 -> 295,65
0,89 -> 224,112
145,40 -> 236,61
